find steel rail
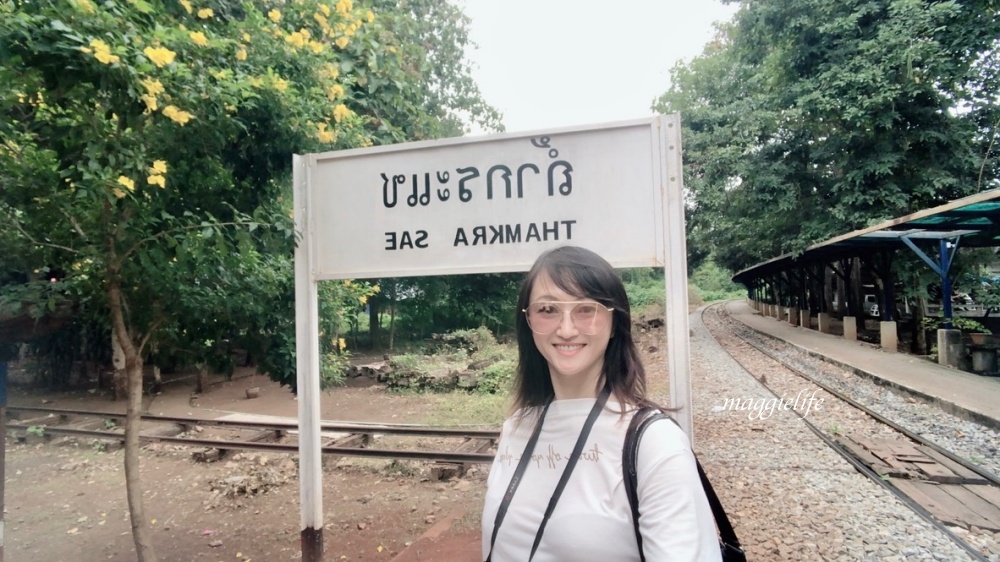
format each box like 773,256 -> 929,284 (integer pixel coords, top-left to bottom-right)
8,423 -> 496,464
8,406 -> 500,440
714,303 -> 1000,487
704,302 -> 990,561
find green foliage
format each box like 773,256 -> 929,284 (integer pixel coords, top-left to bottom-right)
26,425 -> 45,437
0,0 -> 501,395
386,326 -> 515,393
920,316 -> 990,334
689,260 -> 745,302
476,359 -> 514,394
320,350 -> 350,388
622,268 -> 665,317
657,0 -> 999,272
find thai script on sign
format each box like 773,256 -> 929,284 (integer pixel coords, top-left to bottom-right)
379,137 -> 574,208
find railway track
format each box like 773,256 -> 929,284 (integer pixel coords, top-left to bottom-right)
7,406 -> 499,466
705,301 -> 1000,561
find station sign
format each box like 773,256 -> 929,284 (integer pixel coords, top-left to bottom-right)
299,117 -> 675,279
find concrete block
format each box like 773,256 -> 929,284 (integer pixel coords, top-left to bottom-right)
776,306 -> 786,321
880,321 -> 897,353
843,316 -> 857,341
937,329 -> 963,368
800,309 -> 810,329
817,312 -> 831,334
788,307 -> 799,326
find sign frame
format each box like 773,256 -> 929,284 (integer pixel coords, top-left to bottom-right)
292,114 -> 692,560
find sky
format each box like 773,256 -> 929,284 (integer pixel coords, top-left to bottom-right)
459,1 -> 739,134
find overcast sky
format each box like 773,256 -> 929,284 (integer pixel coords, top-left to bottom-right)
459,1 -> 739,134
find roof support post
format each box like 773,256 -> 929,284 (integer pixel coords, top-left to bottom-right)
871,250 -> 896,322
900,235 -> 962,329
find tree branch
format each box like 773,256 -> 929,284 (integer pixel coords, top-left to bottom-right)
1,207 -> 80,255
121,220 -> 265,260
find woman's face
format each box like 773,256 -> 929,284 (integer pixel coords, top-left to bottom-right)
527,272 -> 613,398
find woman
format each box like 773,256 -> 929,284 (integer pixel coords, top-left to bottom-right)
481,246 -> 721,561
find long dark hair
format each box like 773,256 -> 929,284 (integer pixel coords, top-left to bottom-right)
511,246 -> 657,414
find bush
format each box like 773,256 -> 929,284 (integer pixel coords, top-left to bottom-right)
477,359 -> 515,394
320,351 -> 350,388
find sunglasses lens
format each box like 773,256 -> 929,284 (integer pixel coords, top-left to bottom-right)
525,302 -> 609,335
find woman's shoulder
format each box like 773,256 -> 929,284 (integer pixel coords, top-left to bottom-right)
635,411 -> 693,457
499,406 -> 543,436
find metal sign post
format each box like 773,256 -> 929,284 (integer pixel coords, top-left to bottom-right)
292,115 -> 692,559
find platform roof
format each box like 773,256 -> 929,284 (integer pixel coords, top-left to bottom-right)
733,189 -> 1000,284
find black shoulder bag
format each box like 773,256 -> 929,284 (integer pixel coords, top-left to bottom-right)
485,387 -> 611,562
622,409 -> 746,562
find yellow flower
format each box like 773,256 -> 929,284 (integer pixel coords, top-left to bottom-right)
75,0 -> 96,14
242,32 -> 251,42
141,94 -> 158,113
333,103 -> 352,123
315,122 -> 335,143
117,176 -> 135,191
327,84 -> 344,100
335,36 -> 349,49
268,9 -> 281,23
189,31 -> 209,47
162,105 -> 194,125
272,77 -> 289,92
359,295 -> 368,305
247,76 -> 265,88
179,0 -> 192,13
366,10 -> 375,23
144,46 -> 176,67
197,8 -> 213,18
112,187 -> 127,199
236,48 -> 247,61
338,338 -> 347,351
151,160 -> 168,174
372,284 -> 381,293
336,0 -> 352,16
90,39 -> 120,65
141,78 -> 164,96
321,64 -> 340,80
147,174 -> 166,188
309,40 -> 324,54
78,46 -> 93,54
319,4 -> 330,16
285,31 -> 306,49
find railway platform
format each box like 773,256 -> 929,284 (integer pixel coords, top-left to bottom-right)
726,299 -> 1000,430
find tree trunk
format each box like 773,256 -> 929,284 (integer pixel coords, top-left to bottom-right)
112,325 -> 127,401
109,281 -> 158,562
195,363 -> 208,395
368,300 -> 381,349
388,305 -> 396,351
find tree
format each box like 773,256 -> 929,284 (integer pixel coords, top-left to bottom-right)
656,0 -> 1000,272
0,0 -> 499,559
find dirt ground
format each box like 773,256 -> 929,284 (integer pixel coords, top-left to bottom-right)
5,367 -> 492,562
5,326 -> 671,562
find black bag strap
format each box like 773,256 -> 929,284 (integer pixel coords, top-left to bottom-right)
486,387 -> 610,562
622,408 -> 745,562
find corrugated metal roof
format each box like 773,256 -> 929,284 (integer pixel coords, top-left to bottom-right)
733,190 -> 1000,284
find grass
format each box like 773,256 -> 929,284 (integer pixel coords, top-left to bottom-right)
423,391 -> 511,428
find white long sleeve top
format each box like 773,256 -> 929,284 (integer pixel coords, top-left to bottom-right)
481,398 -> 722,562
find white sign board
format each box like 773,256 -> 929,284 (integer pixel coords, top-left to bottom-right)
302,117 -> 675,279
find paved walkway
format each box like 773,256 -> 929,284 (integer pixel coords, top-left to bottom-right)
727,300 -> 1000,429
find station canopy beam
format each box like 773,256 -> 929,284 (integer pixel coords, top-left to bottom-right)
733,190 -> 1000,324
